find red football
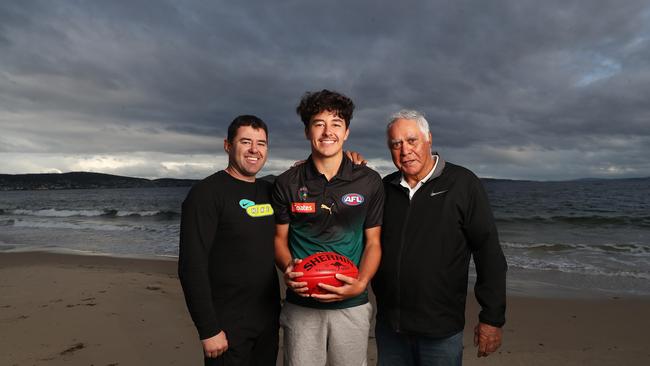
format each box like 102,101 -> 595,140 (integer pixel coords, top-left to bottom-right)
294,251 -> 359,295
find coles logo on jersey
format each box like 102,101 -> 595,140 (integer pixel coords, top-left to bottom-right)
291,202 -> 316,213
341,193 -> 365,206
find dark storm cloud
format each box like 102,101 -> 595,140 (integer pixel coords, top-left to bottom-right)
1,0 -> 649,179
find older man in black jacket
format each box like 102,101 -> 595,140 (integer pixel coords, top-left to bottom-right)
372,110 -> 507,366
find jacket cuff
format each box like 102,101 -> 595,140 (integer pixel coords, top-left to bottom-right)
478,312 -> 505,328
197,323 -> 222,340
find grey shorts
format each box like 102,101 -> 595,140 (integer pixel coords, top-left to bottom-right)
279,301 -> 373,366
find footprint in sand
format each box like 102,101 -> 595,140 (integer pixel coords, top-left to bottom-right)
59,342 -> 85,356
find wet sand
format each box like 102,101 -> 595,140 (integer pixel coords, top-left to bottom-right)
1,251 -> 648,365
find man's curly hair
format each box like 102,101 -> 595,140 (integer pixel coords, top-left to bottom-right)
296,89 -> 355,128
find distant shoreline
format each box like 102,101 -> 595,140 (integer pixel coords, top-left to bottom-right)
1,171 -> 647,191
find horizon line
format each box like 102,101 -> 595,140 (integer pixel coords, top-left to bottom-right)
1,170 -> 649,184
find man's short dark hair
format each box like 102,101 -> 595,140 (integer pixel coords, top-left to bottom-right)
227,115 -> 268,143
296,89 -> 355,128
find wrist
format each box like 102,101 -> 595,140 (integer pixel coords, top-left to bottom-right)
283,259 -> 294,272
355,277 -> 369,289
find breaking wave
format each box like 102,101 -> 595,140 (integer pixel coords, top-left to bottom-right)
10,219 -> 140,232
501,241 -> 650,281
501,241 -> 650,255
3,208 -> 180,219
505,255 -> 650,280
496,215 -> 650,228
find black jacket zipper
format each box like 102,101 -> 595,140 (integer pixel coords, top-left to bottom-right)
394,185 -> 412,333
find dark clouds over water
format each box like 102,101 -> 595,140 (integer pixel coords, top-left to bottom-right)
1,1 -> 649,180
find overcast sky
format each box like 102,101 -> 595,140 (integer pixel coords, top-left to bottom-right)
1,0 -> 649,181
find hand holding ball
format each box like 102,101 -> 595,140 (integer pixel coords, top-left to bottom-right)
293,252 -> 359,295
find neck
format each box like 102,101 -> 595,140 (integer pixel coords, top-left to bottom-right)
224,166 -> 255,182
404,155 -> 436,188
312,152 -> 343,181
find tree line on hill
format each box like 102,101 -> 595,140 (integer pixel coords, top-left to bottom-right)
0,172 -> 198,191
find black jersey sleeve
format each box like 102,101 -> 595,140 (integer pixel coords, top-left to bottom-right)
363,170 -> 385,228
464,175 -> 507,328
271,175 -> 291,224
178,185 -> 222,339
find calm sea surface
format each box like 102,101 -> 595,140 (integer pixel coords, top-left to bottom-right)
1,178 -> 649,296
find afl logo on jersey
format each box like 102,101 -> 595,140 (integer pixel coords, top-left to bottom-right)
341,193 -> 365,206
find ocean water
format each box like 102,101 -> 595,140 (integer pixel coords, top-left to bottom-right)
483,178 -> 650,297
1,179 -> 649,296
0,187 -> 187,257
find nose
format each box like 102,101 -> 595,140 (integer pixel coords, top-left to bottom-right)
400,142 -> 409,156
249,144 -> 259,153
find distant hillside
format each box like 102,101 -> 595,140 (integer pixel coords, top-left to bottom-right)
1,171 -> 646,191
482,176 -> 650,184
0,172 -> 198,191
481,177 -> 534,183
570,176 -> 650,182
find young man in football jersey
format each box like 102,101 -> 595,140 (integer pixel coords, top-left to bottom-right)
272,90 -> 384,366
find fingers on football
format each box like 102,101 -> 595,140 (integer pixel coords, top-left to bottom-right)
334,273 -> 356,284
310,292 -> 342,302
285,271 -> 304,279
317,282 -> 344,294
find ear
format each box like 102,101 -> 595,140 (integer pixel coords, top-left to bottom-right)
304,125 -> 310,139
224,139 -> 231,154
343,127 -> 350,141
427,132 -> 432,143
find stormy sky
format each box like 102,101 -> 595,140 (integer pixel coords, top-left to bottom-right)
1,0 -> 649,180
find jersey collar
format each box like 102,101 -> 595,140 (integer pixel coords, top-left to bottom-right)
305,154 -> 354,182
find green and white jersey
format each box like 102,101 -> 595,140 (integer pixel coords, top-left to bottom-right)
272,156 -> 384,309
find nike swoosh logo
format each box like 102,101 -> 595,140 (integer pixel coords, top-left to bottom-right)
430,190 -> 448,197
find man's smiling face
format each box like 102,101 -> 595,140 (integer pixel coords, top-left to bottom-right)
224,125 -> 268,180
305,110 -> 349,159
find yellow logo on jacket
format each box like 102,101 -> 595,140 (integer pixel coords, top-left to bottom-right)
239,199 -> 274,217
246,204 -> 274,217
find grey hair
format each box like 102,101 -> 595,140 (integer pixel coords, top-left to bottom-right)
386,109 -> 430,141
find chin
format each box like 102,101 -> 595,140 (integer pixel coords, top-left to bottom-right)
243,166 -> 262,176
318,152 -> 340,159
314,147 -> 338,157
402,167 -> 421,176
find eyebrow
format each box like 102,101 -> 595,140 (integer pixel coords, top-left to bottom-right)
239,137 -> 267,143
390,135 -> 419,142
312,117 -> 344,123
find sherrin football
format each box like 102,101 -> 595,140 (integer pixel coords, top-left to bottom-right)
294,251 -> 359,295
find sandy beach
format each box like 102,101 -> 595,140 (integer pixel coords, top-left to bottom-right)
1,251 -> 649,366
